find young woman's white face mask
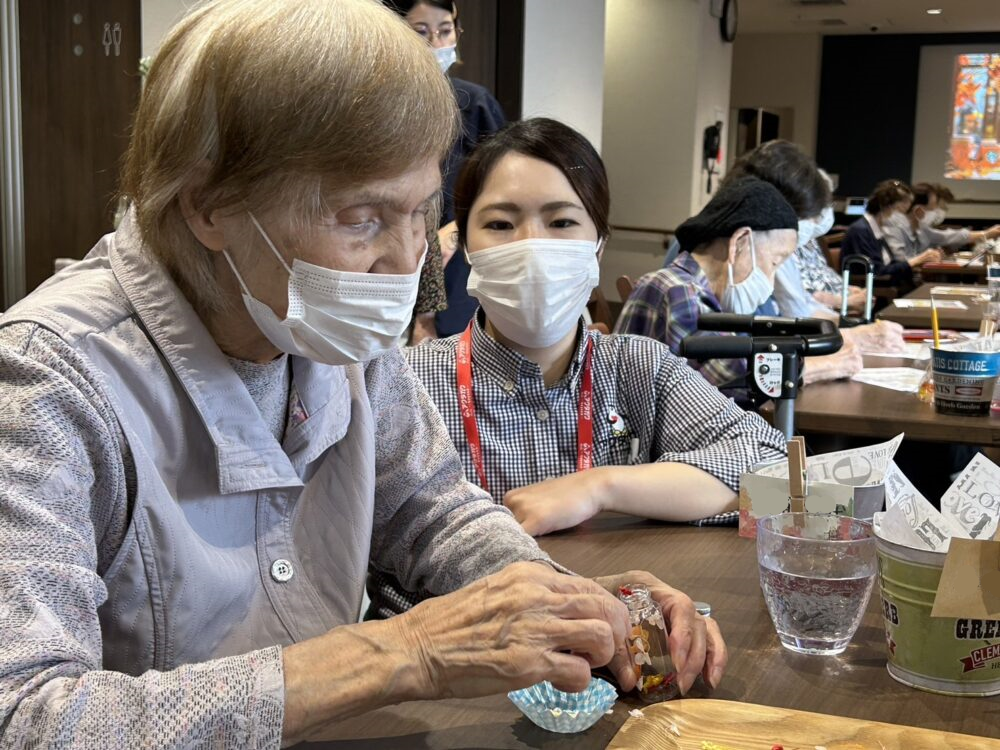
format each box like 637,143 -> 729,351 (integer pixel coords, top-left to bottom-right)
464,152 -> 602,348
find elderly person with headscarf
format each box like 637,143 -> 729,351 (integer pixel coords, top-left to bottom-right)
0,1 -> 725,746
616,176 -> 863,390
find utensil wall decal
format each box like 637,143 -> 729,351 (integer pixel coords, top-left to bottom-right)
102,22 -> 122,57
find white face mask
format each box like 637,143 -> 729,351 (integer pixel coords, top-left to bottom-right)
466,237 -> 601,348
223,212 -> 425,366
796,220 -> 814,250
721,232 -> 774,315
798,206 -> 836,248
814,206 -> 835,238
434,44 -> 457,73
922,208 -> 946,228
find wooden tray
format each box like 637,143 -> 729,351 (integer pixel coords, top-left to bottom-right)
607,699 -> 999,749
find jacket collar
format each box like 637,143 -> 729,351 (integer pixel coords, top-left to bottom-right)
469,308 -> 592,390
864,212 -> 884,240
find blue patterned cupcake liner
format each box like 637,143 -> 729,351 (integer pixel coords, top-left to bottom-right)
507,676 -> 618,733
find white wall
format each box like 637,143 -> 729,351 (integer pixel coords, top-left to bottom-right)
522,0 -> 606,151
600,0 -> 733,303
730,33 -> 822,157
689,3 -> 733,216
603,0 -> 698,232
141,0 -> 192,58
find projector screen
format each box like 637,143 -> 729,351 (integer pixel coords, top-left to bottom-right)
945,53 -> 1000,180
913,45 -> 1000,204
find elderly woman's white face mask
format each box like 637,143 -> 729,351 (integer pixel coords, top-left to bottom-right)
722,231 -> 773,315
223,215 -> 426,366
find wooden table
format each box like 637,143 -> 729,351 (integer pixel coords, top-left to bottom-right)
760,355 -> 1000,446
877,284 -> 985,331
919,261 -> 986,284
304,519 -> 998,748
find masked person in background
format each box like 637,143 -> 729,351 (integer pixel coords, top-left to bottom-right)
792,203 -> 868,313
841,179 -> 941,292
386,0 -> 507,344
780,202 -> 867,315
726,144 -> 905,353
616,175 -> 863,392
883,181 -> 1000,261
0,4 -> 726,745
773,168 -> 865,320
368,119 -> 786,617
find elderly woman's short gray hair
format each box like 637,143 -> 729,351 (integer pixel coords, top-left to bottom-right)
123,0 -> 458,314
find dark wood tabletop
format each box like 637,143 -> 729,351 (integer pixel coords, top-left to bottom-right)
759,355 -> 1000,446
919,262 -> 987,284
877,283 -> 986,331
305,518 -> 999,748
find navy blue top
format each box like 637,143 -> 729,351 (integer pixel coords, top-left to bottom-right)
435,78 -> 507,338
841,216 -> 913,289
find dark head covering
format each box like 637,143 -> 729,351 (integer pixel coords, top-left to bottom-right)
676,176 -> 798,253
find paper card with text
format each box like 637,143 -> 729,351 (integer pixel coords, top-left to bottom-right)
932,531 -> 1000,620
753,434 -> 903,487
940,453 -> 1000,541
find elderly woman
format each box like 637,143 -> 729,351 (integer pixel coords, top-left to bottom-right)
727,142 -> 905,352
616,176 -> 864,390
0,1 -> 724,746
841,179 -> 940,291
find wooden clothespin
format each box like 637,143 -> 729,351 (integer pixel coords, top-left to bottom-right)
788,436 -> 807,514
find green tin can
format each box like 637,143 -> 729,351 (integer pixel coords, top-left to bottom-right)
876,532 -> 1000,696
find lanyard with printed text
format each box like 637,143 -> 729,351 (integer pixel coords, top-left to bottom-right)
456,323 -> 594,494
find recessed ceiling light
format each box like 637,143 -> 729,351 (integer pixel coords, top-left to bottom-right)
926,8 -> 943,14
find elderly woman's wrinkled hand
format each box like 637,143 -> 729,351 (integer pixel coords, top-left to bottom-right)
846,286 -> 868,312
389,561 -> 635,698
844,320 -> 905,353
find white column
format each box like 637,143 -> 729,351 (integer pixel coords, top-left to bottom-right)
522,0 -> 606,151
600,0 -> 733,300
141,0 -> 192,58
1,0 -> 25,307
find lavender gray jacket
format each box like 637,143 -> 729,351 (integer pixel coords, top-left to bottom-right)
0,213 -> 554,748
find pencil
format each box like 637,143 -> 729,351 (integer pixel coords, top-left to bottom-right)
931,299 -> 941,349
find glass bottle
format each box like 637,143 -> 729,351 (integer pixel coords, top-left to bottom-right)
618,584 -> 678,702
917,361 -> 935,404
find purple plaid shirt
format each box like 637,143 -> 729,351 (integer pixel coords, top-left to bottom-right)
614,251 -> 747,388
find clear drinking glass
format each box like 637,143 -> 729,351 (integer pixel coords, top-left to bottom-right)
757,513 -> 876,655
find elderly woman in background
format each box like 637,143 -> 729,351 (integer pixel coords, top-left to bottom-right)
841,179 -> 941,292
728,142 -> 905,353
616,176 -> 864,391
0,1 -> 725,746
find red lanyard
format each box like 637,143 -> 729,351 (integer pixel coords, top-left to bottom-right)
456,323 -> 594,494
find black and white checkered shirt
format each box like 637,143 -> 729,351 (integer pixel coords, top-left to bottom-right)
409,311 -> 785,498
366,313 -> 786,618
